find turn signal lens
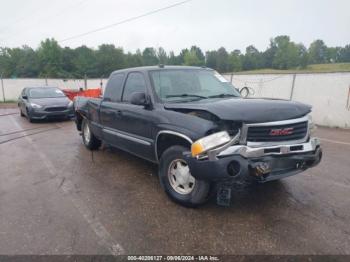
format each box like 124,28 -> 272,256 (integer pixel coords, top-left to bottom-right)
191,131 -> 231,157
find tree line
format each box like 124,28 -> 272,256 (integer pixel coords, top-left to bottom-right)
0,35 -> 349,78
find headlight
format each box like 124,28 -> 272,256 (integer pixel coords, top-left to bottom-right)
30,103 -> 42,109
308,114 -> 316,135
68,101 -> 73,107
191,131 -> 231,157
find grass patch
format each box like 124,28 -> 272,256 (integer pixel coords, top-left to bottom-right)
0,100 -> 17,103
233,63 -> 350,74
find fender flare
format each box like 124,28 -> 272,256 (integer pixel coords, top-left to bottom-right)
155,130 -> 193,162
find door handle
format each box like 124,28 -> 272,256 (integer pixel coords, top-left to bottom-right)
116,110 -> 123,116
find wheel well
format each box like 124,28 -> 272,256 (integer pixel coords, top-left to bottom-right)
156,133 -> 192,160
76,112 -> 83,131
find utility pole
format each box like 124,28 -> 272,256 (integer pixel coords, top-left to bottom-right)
1,73 -> 5,102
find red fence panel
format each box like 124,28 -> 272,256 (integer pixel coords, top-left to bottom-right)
62,88 -> 102,101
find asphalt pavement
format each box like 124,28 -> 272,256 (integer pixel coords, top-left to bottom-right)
0,107 -> 349,255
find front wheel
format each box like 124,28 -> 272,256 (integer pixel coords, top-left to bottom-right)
159,145 -> 210,207
26,108 -> 33,123
81,119 -> 101,150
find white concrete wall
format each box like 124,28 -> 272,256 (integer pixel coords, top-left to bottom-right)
223,72 -> 350,128
1,73 -> 350,128
0,78 -> 108,102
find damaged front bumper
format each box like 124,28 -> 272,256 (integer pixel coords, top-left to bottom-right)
184,137 -> 322,183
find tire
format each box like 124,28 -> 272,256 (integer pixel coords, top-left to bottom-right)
81,118 -> 101,150
159,145 -> 210,207
26,108 -> 33,123
20,109 -> 25,117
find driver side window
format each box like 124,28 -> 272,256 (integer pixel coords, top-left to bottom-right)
122,72 -> 146,102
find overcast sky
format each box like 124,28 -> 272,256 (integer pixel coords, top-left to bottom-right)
0,0 -> 349,53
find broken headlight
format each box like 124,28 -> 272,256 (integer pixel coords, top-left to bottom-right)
191,131 -> 231,157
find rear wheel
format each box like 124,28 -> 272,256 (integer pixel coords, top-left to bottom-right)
82,119 -> 101,150
159,145 -> 210,207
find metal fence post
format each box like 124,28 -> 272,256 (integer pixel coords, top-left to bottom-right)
1,73 -> 5,102
290,74 -> 297,100
84,74 -> 87,90
346,85 -> 350,111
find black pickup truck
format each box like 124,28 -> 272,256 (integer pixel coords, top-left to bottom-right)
74,66 -> 322,207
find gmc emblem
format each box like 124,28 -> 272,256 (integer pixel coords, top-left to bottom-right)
269,127 -> 294,136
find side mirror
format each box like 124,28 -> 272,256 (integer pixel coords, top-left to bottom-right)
130,92 -> 150,107
22,95 -> 28,100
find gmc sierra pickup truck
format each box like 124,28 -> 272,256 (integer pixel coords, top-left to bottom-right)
74,66 -> 322,207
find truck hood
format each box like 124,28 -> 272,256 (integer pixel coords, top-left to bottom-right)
164,98 -> 311,123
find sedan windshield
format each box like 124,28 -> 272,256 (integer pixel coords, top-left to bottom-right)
29,88 -> 66,98
150,69 -> 240,102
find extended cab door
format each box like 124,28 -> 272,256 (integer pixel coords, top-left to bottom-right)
99,73 -> 125,146
114,71 -> 155,161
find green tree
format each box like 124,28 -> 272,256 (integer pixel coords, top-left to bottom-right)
142,47 -> 158,66
1,36 -> 350,77
216,47 -> 229,72
183,50 -> 202,66
189,46 -> 205,65
227,49 -> 242,72
95,44 -> 125,77
61,47 -> 76,78
37,38 -> 64,77
0,46 -> 39,77
157,47 -> 168,64
125,49 -> 143,68
0,48 -> 10,76
270,36 -> 300,69
242,45 -> 262,70
73,45 -> 98,78
308,40 -> 328,64
205,50 -> 217,69
168,51 -> 179,65
178,48 -> 189,65
297,44 -> 309,68
338,45 -> 350,62
262,38 -> 277,68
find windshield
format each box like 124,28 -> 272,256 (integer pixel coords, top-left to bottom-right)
150,69 -> 240,102
29,88 -> 66,99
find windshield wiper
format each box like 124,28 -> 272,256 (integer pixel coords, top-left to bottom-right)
166,94 -> 207,99
208,93 -> 237,98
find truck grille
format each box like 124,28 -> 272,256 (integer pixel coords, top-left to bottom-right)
45,106 -> 67,112
247,121 -> 308,142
